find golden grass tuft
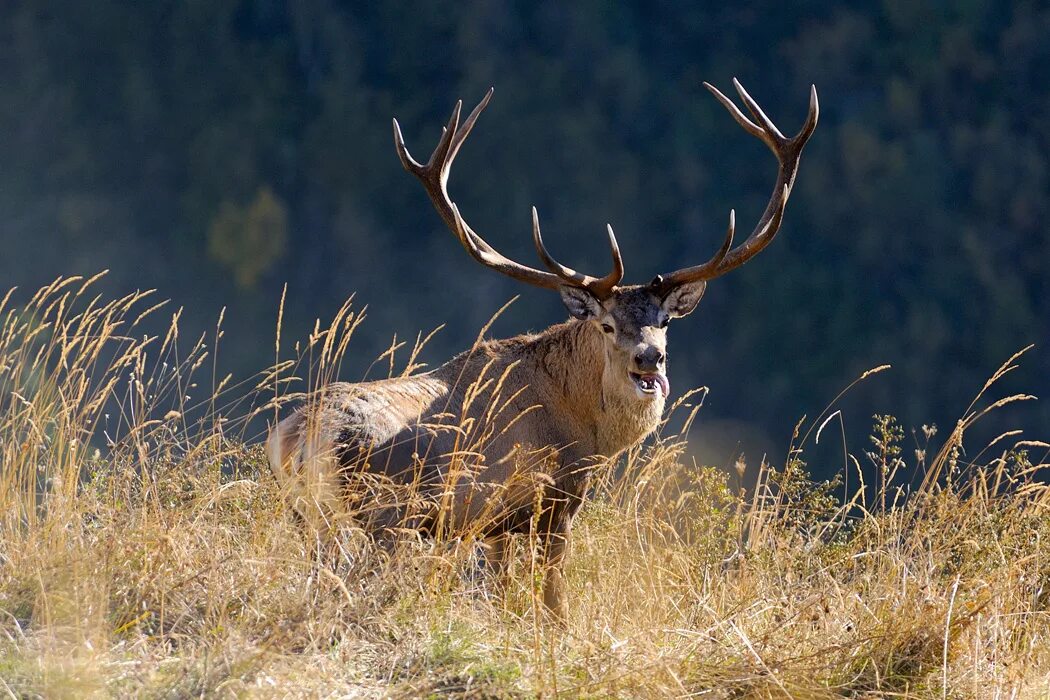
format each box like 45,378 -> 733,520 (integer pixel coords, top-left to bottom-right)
0,276 -> 1048,698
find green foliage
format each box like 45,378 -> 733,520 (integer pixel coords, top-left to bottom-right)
867,415 -> 905,465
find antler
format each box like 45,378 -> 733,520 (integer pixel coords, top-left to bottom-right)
393,90 -> 624,300
651,79 -> 819,297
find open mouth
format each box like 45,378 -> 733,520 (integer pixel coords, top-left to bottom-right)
629,371 -> 669,398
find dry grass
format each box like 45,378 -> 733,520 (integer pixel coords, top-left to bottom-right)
1,275 -> 1048,698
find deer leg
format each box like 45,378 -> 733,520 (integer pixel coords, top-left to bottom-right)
482,533 -> 514,598
539,523 -> 571,624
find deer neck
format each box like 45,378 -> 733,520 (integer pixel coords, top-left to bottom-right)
536,320 -> 663,457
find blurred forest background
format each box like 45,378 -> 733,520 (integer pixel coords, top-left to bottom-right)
1,1 -> 1047,471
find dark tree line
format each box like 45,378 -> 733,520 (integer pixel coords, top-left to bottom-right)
2,1 -> 1047,469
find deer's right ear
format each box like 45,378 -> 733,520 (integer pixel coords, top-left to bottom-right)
559,285 -> 603,320
661,281 -> 707,318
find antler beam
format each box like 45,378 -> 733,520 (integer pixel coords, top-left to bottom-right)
651,79 -> 819,297
394,90 -> 624,299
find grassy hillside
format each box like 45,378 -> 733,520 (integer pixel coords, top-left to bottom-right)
1,277 -> 1048,698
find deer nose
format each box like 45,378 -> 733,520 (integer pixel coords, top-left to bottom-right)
633,347 -> 665,373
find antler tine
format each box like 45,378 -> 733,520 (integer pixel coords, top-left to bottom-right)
650,210 -> 736,286
392,118 -> 423,173
531,208 -> 623,298
702,82 -> 764,141
395,90 -> 624,298
797,84 -> 820,143
603,224 -> 625,288
653,81 -> 819,295
448,204 -> 561,290
732,78 -> 786,144
425,100 -> 462,170
711,209 -> 736,265
447,87 -> 493,163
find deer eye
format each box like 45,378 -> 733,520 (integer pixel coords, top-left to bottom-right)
601,323 -> 614,334
658,316 -> 669,329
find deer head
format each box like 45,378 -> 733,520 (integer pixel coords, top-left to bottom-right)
393,80 -> 818,404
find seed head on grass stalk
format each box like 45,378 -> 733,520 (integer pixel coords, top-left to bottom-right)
1,277 -> 1048,696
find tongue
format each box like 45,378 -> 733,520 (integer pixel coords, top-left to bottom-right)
640,373 -> 670,397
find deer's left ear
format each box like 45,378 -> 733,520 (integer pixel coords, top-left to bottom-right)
661,281 -> 707,318
560,285 -> 603,320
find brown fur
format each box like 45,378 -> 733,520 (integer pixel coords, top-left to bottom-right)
268,286 -> 677,618
284,81 -> 818,619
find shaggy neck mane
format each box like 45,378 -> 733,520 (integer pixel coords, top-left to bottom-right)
532,319 -> 604,408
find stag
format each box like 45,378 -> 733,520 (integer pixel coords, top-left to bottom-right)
268,80 -> 818,619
